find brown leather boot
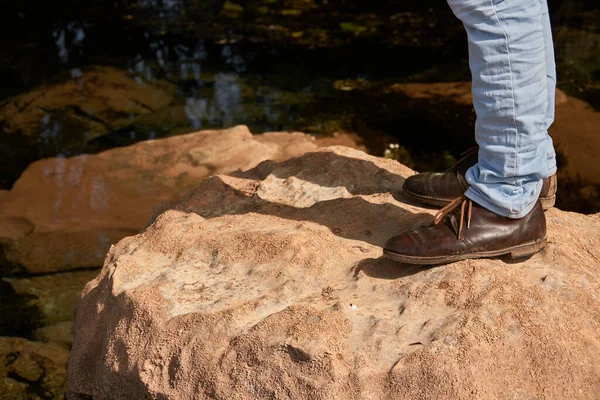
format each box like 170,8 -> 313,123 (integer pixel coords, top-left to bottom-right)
384,197 -> 547,265
402,148 -> 557,209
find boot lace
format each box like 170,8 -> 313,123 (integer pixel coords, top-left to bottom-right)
433,195 -> 473,240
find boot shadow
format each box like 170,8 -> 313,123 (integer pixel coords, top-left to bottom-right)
355,256 -> 431,280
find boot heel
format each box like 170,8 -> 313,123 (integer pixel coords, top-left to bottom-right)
509,239 -> 547,259
540,195 -> 556,210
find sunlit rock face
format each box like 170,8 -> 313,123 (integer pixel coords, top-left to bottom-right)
67,146 -> 600,400
0,125 -> 320,275
0,126 -> 349,357
0,126 -> 362,400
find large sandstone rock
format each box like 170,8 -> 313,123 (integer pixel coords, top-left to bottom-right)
68,146 -> 600,399
0,125 -> 321,274
0,127 -> 361,394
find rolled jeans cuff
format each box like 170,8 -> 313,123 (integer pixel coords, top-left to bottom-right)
465,182 -> 541,219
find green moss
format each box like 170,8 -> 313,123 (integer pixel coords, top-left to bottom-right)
339,22 -> 368,34
281,9 -> 302,16
222,1 -> 244,13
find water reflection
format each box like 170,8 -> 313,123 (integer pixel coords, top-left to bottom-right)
53,23 -> 85,64
90,177 -> 109,212
209,72 -> 247,126
221,44 -> 247,73
43,155 -> 66,214
185,97 -> 207,129
39,115 -> 61,148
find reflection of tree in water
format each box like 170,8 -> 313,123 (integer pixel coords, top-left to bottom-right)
208,73 -> 247,127
136,0 -> 185,14
0,0 -> 597,211
548,0 -> 600,108
53,22 -> 86,65
0,0 -> 597,95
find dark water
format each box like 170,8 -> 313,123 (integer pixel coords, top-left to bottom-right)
1,0 -> 598,187
1,0 -> 599,337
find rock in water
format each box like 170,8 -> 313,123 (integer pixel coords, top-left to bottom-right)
67,147 -> 600,399
0,337 -> 69,399
0,125 -> 320,274
0,66 -> 175,143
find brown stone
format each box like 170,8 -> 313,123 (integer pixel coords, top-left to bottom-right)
0,216 -> 34,240
0,125 -> 325,273
5,270 -> 99,324
35,321 -> 73,348
550,95 -> 600,184
0,337 -> 69,399
0,66 -> 175,142
67,147 -> 600,399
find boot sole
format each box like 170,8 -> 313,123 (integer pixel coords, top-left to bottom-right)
403,190 -> 556,210
383,237 -> 547,265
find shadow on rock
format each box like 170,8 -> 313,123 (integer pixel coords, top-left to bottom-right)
355,256 -> 431,280
231,150 -> 408,196
147,148 -> 434,247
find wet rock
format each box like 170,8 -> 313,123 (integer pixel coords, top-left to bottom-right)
68,146 -> 600,399
0,66 -> 175,144
0,65 -> 177,189
0,279 -> 42,338
35,322 -> 73,348
2,229 -> 138,275
0,216 -> 34,240
0,337 -> 69,399
0,125 -> 323,274
550,95 -> 600,184
4,270 -> 99,325
1,376 -> 29,399
386,81 -> 474,105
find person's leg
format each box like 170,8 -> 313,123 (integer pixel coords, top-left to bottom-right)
541,0 -> 557,174
449,0 -> 554,218
400,0 -> 558,212
384,0 -> 552,264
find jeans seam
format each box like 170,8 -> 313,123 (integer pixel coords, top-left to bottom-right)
490,0 -> 519,214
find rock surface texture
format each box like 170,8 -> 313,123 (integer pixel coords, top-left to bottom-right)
0,125 -> 321,275
1,127 -> 362,399
68,146 -> 600,399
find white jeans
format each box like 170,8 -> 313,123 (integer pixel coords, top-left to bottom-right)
447,0 -> 557,218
